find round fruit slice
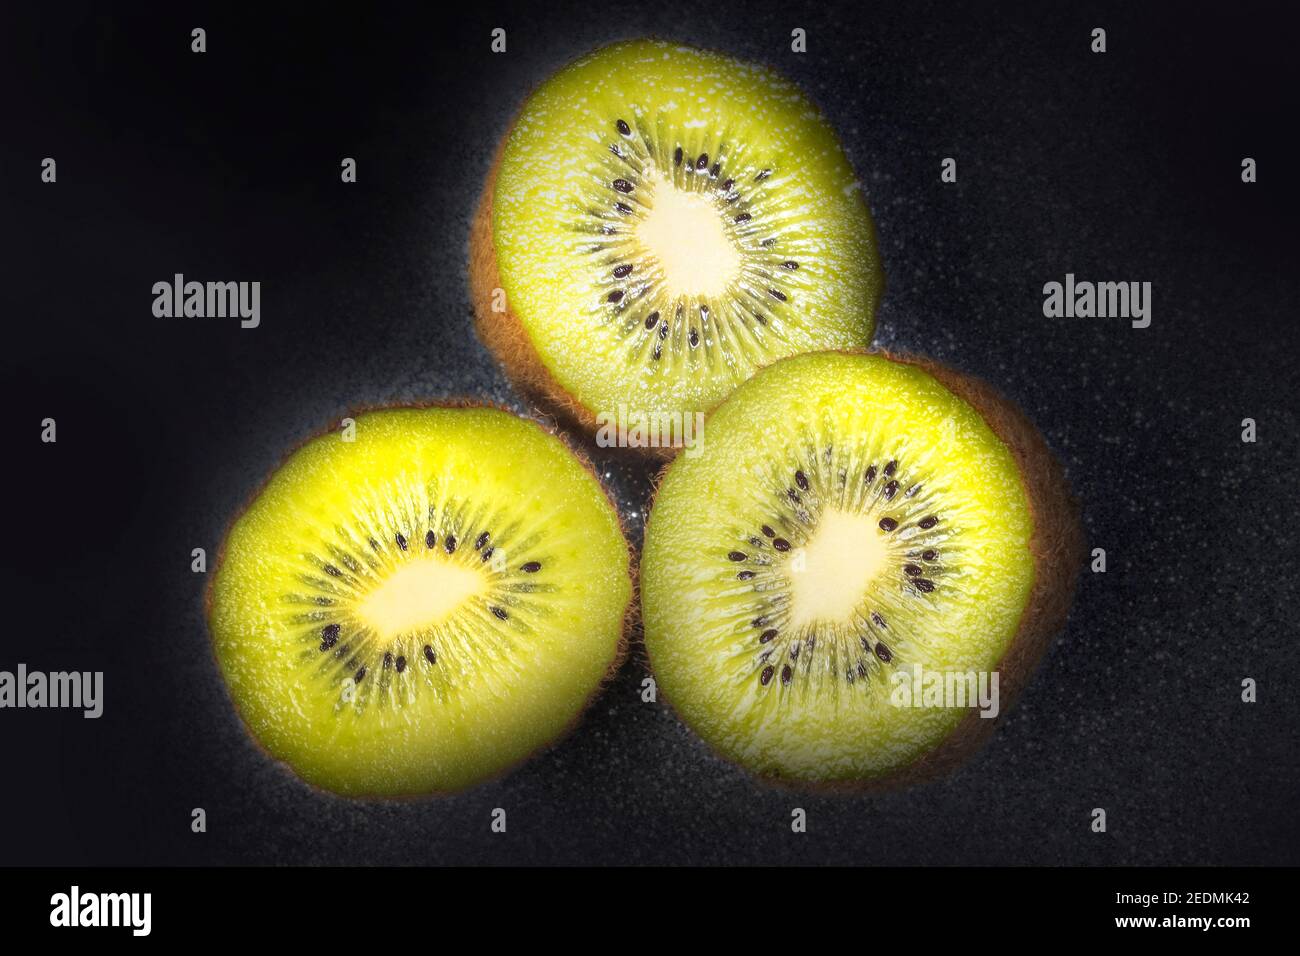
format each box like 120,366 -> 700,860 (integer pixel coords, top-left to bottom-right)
207,406 -> 632,797
642,351 -> 1082,786
470,39 -> 883,450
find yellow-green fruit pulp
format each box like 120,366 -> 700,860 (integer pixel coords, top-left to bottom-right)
492,39 -> 883,423
209,407 -> 632,796
642,352 -> 1039,784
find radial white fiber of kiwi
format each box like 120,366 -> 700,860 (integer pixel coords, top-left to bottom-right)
470,39 -> 884,451
207,405 -> 633,798
641,351 -> 1083,788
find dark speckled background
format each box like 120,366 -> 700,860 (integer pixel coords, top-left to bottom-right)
2,2 -> 1297,865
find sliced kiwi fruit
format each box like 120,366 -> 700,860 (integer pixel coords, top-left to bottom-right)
206,405 -> 632,797
470,39 -> 883,449
641,351 -> 1083,787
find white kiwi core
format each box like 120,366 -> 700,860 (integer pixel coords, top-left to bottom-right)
787,509 -> 890,630
356,557 -> 487,639
635,173 -> 740,297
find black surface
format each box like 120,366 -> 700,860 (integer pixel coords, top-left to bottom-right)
2,1 -> 1297,865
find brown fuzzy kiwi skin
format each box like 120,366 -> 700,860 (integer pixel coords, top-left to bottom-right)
203,399 -> 637,801
642,349 -> 1086,794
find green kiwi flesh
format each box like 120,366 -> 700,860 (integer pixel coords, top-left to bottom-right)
641,351 -> 1082,787
207,406 -> 632,797
471,39 -> 883,444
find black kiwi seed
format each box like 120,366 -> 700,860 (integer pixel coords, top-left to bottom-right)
727,551 -> 747,562
922,550 -> 938,562
324,564 -> 341,577
735,212 -> 752,224
759,629 -> 777,643
760,666 -> 775,686
761,237 -> 776,247
884,460 -> 897,477
383,652 -> 393,669
608,290 -> 625,303
658,322 -> 669,339
396,533 -> 408,551
652,344 -> 662,360
884,480 -> 899,499
475,531 -> 490,550
424,645 -> 437,665
689,329 -> 699,348
915,579 -> 936,593
755,169 -> 771,181
644,311 -> 659,329
444,535 -> 457,554
768,288 -> 787,301
857,662 -> 868,679
773,538 -> 791,552
904,564 -> 922,576
613,264 -> 633,278
709,162 -> 720,177
355,666 -> 367,683
696,153 -> 708,170
871,612 -> 887,629
875,643 -> 892,663
481,547 -> 494,562
878,517 -> 898,532
616,118 -> 631,136
319,623 -> 340,650
761,525 -> 776,538
781,665 -> 793,686
737,570 -> 756,580
491,606 -> 509,620
425,530 -> 436,549
752,615 -> 769,627
795,470 -> 809,490
612,178 -> 634,193
673,146 -> 683,166
721,178 -> 734,191
919,515 -> 939,529
782,261 -> 799,270
615,202 -> 632,214
521,561 -> 542,573
865,465 -> 877,483
749,536 -> 764,548
395,656 -> 406,673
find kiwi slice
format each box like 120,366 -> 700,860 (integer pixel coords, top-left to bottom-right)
207,405 -> 632,797
470,39 -> 883,447
642,351 -> 1083,787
